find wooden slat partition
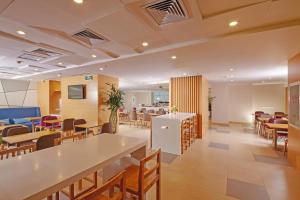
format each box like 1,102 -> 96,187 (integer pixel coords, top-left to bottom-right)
170,75 -> 208,138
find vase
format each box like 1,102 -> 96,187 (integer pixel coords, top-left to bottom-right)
109,108 -> 118,133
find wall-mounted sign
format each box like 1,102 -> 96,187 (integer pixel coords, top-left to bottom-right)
85,75 -> 93,80
289,82 -> 300,129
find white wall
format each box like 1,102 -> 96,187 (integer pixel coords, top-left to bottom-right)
210,82 -> 286,123
211,83 -> 229,124
123,90 -> 153,111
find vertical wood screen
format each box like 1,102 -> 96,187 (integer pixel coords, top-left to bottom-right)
170,75 -> 207,138
170,76 -> 202,113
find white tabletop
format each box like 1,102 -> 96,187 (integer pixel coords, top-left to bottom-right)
156,112 -> 196,121
0,134 -> 147,200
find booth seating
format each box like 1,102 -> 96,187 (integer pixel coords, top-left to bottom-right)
0,107 -> 41,132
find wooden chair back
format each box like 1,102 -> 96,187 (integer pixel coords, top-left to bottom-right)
1,125 -> 23,137
138,149 -> 161,194
36,133 -> 61,151
7,126 -> 30,137
101,122 -> 113,134
77,170 -> 126,200
0,144 -> 36,160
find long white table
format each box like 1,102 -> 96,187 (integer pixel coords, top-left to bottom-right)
0,134 -> 147,200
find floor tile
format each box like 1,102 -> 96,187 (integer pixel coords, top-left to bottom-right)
161,152 -> 179,164
209,142 -> 230,150
226,178 -> 270,200
253,154 -> 290,166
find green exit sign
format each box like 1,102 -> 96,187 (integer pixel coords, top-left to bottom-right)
85,75 -> 93,80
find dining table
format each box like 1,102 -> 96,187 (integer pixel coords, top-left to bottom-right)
2,130 -> 57,146
74,122 -> 103,137
264,123 -> 288,150
0,134 -> 147,200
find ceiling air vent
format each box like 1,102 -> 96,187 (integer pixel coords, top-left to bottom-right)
72,28 -> 108,45
144,0 -> 189,25
18,48 -> 62,62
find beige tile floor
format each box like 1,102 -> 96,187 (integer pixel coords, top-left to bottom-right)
117,124 -> 300,200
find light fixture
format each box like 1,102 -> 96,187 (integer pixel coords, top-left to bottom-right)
92,54 -> 97,58
99,67 -> 104,71
73,0 -> 83,4
229,68 -> 234,72
183,73 -> 187,76
34,68 -> 39,71
229,20 -> 238,27
142,42 -> 149,47
58,62 -> 63,65
171,55 -> 177,59
57,73 -> 61,77
17,30 -> 26,35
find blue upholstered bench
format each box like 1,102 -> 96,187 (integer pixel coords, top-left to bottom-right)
0,107 -> 41,132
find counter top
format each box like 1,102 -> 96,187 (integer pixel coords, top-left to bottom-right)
155,112 -> 196,121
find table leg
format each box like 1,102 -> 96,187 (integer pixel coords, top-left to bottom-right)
131,145 -> 146,160
86,128 -> 89,138
274,129 -> 278,150
32,121 -> 35,133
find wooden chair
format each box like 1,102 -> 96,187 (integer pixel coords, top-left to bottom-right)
58,134 -> 97,200
36,133 -> 61,151
61,118 -> 75,137
76,171 -> 126,200
124,149 -> 161,200
0,144 -> 36,160
100,123 -> 113,134
181,119 -> 191,153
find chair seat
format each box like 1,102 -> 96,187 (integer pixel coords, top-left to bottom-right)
124,165 -> 158,194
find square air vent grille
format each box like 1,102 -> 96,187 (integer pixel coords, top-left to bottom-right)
18,48 -> 62,61
72,28 -> 108,45
144,0 -> 189,25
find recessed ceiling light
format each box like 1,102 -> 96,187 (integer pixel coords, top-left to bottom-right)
17,30 -> 26,35
92,54 -> 97,58
57,74 -> 61,77
171,55 -> 177,59
58,62 -> 63,65
229,68 -> 234,72
73,0 -> 83,4
183,73 -> 187,76
34,68 -> 39,71
229,20 -> 238,27
99,67 -> 104,71
142,42 -> 149,47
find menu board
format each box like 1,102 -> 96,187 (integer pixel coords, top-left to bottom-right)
289,83 -> 300,129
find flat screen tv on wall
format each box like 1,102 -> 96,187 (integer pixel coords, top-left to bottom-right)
68,85 -> 86,99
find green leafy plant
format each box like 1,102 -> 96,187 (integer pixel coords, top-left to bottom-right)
171,105 -> 178,113
105,83 -> 124,133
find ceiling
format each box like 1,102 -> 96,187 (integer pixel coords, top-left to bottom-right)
0,0 -> 299,89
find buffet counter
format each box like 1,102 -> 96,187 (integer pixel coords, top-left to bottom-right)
151,112 -> 196,155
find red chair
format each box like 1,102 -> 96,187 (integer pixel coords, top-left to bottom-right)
36,115 -> 60,131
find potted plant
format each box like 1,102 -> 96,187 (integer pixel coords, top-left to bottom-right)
105,83 -> 124,133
